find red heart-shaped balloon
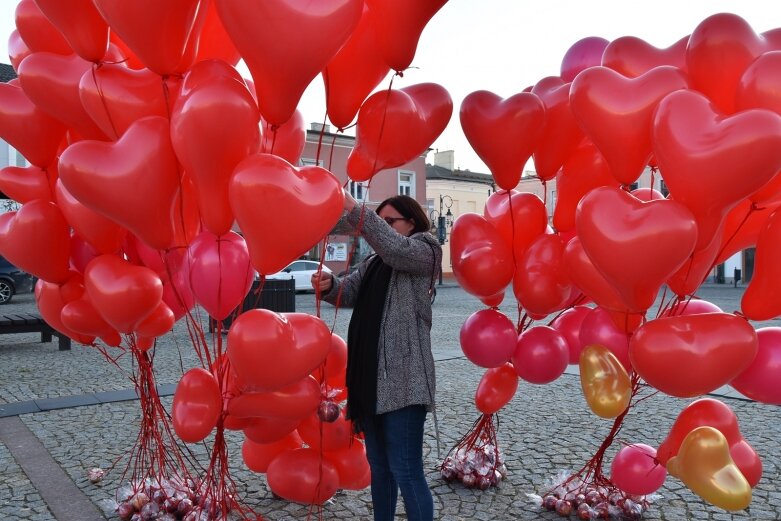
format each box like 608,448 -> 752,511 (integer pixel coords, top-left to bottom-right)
228,375 -> 321,420
35,275 -> 96,345
347,82 -> 452,181
450,213 -> 514,299
741,209 -> 781,321
60,295 -> 117,339
563,236 -> 627,313
79,64 -> 180,140
0,166 -> 54,204
54,180 -> 126,254
84,254 -> 163,333
229,153 -> 344,275
58,116 -> 180,250
686,13 -> 765,115
513,234 -> 574,316
570,66 -> 689,185
0,200 -> 70,283
602,35 -> 688,78
193,0 -> 240,66
92,0 -> 200,76
653,89 -> 781,251
217,0 -> 362,126
483,190 -> 548,261
172,368 -> 222,443
17,52 -> 108,140
576,186 -> 697,311
8,30 -> 33,71
259,109 -> 306,165
460,90 -> 545,190
15,0 -> 71,55
33,0 -> 109,62
630,314 -> 758,398
553,140 -> 618,232
736,51 -> 781,116
323,4 -> 390,130
227,309 -> 330,392
531,77 -> 584,181
0,82 -> 66,167
171,60 -> 260,236
364,0 -> 447,72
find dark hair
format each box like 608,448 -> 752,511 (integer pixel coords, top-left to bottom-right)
376,195 -> 431,235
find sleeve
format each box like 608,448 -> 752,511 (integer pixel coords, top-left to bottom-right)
344,205 -> 442,277
321,255 -> 369,308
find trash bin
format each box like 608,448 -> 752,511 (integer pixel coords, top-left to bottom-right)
209,278 -> 295,332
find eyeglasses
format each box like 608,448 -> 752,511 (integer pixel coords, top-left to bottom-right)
383,217 -> 408,225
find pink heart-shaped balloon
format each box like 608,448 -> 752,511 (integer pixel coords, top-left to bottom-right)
460,90 -> 545,190
686,13 -> 765,115
630,313 -> 758,398
0,166 -> 54,204
602,35 -> 689,78
92,0 -> 200,76
229,153 -> 344,275
531,77 -> 584,181
33,0 -> 109,62
217,0 -> 362,126
570,66 -> 689,185
84,254 -> 163,333
0,200 -> 70,283
576,186 -> 697,311
228,309 -> 330,391
0,82 -> 66,167
187,231 -> 254,321
17,52 -> 109,140
171,60 -> 260,236
79,64 -> 180,140
58,116 -> 180,250
653,89 -> 781,251
347,82 -> 452,181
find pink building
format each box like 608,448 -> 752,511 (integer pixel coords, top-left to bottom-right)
299,123 -> 429,275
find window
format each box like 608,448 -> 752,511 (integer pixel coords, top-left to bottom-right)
300,158 -> 324,167
660,179 -> 670,198
349,180 -> 368,201
398,170 -> 414,197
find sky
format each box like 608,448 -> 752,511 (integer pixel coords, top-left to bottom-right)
1,0 -> 779,173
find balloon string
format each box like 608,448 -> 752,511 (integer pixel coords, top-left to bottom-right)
314,110 -> 328,165
89,62 -> 120,140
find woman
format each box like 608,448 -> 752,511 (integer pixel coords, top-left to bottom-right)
312,191 -> 442,521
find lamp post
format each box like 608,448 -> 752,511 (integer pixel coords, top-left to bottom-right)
430,195 -> 453,285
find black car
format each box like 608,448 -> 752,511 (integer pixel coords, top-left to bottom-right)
0,255 -> 35,305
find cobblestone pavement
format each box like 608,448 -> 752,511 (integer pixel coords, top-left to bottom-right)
1,284 -> 780,520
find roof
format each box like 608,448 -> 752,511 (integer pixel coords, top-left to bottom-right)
0,63 -> 17,83
425,163 -> 495,186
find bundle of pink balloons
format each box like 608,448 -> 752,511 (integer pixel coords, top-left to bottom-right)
453,13 -> 781,512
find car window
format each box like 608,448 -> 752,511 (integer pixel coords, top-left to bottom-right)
289,261 -> 306,271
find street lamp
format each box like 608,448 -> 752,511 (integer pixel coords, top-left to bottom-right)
429,194 -> 453,285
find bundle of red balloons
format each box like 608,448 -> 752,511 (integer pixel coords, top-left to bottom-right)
454,13 -> 781,512
0,0 -> 456,508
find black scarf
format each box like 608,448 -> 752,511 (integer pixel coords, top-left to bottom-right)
345,255 -> 392,432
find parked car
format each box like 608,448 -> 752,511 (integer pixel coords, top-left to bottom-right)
0,255 -> 35,305
264,260 -> 332,291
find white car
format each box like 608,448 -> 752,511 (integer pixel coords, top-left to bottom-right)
263,260 -> 333,291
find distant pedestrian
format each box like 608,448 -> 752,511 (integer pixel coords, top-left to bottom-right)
312,191 -> 441,521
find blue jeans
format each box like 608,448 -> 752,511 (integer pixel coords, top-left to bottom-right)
362,405 -> 433,521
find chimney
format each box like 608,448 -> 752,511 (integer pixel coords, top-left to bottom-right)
434,150 -> 455,171
310,122 -> 331,133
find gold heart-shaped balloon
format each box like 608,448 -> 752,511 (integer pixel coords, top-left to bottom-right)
579,344 -> 631,418
666,426 -> 752,511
